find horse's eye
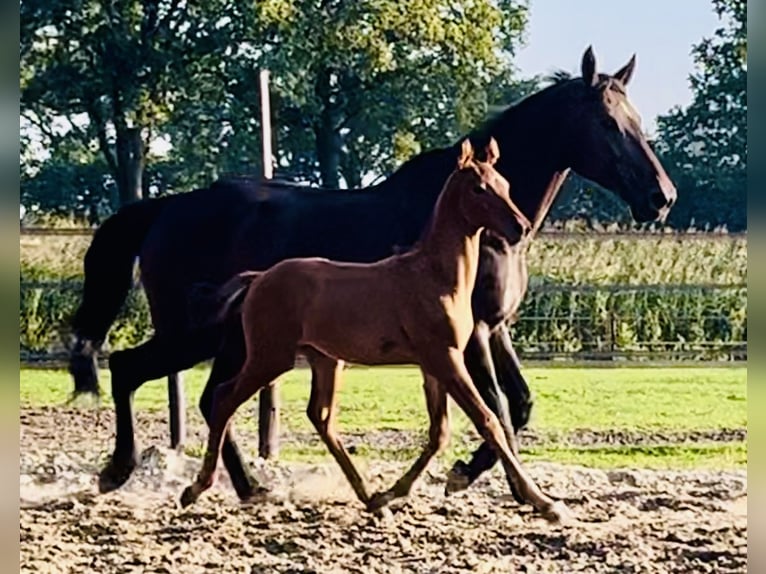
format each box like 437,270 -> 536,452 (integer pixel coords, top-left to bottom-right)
473,183 -> 486,194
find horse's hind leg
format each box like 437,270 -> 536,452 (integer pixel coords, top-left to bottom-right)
181,356 -> 291,507
304,350 -> 372,507
367,373 -> 449,512
422,347 -> 568,524
99,329 -> 218,493
199,319 -> 261,501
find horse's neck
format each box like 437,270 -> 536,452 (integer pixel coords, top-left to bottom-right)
486,93 -> 573,231
416,190 -> 482,296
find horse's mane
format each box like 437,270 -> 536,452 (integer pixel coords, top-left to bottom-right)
215,71 -> 580,197
468,69 -> 576,145
546,69 -> 573,85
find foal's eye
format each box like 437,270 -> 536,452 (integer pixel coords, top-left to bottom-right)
473,183 -> 486,194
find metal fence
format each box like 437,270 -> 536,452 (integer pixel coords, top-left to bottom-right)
20,227 -> 747,366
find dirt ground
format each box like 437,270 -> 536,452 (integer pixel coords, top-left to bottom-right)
20,407 -> 747,573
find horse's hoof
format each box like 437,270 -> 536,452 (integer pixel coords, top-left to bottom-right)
445,461 -> 472,495
239,485 -> 271,506
367,490 -> 395,513
540,500 -> 570,524
373,506 -> 394,523
97,456 -> 138,493
179,485 -> 198,508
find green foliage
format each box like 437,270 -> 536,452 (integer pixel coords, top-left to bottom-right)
513,286 -> 746,360
20,263 -> 153,356
655,0 -> 747,231
250,0 -> 530,187
20,0 -> 255,208
19,232 -> 747,360
21,0 -> 532,212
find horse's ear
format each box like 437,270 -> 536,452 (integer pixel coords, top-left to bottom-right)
485,138 -> 500,166
613,54 -> 636,86
581,45 -> 598,87
458,139 -> 474,168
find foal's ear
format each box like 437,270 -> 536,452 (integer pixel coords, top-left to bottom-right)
485,138 -> 500,166
458,138 -> 474,168
581,45 -> 598,87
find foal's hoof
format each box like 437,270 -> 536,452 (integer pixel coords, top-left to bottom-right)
540,500 -> 571,524
445,461 -> 472,495
179,485 -> 199,509
97,456 -> 138,494
506,479 -> 526,506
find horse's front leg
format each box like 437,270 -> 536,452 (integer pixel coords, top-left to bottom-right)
447,323 -> 520,497
368,373 -> 449,512
489,324 -> 534,433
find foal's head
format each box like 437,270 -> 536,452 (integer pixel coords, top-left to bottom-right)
452,138 -> 532,244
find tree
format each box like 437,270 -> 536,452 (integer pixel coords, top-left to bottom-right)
21,0 -> 532,214
20,0 -> 253,208
655,0 -> 746,231
251,0 -> 530,188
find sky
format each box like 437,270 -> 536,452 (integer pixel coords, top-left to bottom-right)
513,0 -> 723,135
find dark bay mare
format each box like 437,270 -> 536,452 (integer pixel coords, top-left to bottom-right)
68,47 -> 676,500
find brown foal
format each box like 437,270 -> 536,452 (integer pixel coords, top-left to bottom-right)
180,138 -> 568,523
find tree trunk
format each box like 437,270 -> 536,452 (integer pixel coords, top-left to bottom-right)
314,69 -> 342,188
116,127 -> 144,205
315,110 -> 341,188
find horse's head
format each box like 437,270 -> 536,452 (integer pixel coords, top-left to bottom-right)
561,46 -> 677,222
455,138 -> 532,244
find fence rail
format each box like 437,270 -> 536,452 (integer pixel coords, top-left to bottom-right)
21,227 -> 747,365
20,280 -> 747,365
20,226 -> 749,241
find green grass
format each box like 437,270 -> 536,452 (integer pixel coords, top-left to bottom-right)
20,365 -> 747,469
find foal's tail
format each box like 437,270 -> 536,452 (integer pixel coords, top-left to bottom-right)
187,271 -> 262,329
69,196 -> 173,397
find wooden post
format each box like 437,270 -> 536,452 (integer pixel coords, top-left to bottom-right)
168,372 -> 185,449
257,69 -> 280,459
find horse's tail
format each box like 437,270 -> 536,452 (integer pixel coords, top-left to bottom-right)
69,196 -> 172,397
187,271 -> 262,329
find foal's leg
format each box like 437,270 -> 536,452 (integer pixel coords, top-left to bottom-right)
198,317 -> 261,501
423,347 -> 568,523
199,366 -> 260,501
367,373 -> 449,512
180,358 -> 293,507
305,352 -> 373,507
449,323 -> 521,497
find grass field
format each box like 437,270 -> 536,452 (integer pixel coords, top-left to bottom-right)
21,365 -> 747,470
